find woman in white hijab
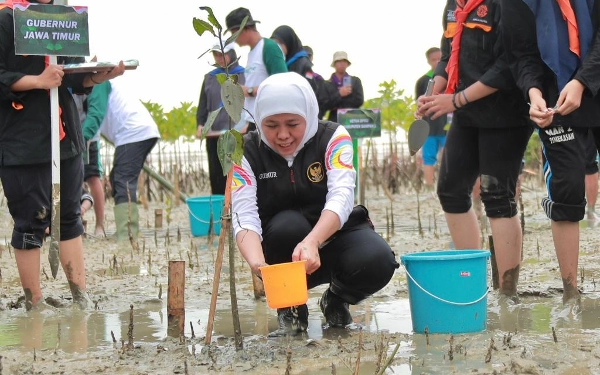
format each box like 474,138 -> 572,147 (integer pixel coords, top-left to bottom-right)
231,72 -> 398,337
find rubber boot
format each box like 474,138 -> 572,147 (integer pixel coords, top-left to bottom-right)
268,304 -> 309,337
319,288 -> 353,328
114,203 -> 130,242
129,203 -> 139,241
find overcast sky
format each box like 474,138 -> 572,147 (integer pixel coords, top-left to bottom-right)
6,0 -> 449,110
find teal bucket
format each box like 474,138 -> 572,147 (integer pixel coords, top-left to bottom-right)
186,195 -> 224,236
400,250 -> 490,334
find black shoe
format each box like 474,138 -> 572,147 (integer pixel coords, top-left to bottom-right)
319,289 -> 353,327
267,304 -> 308,337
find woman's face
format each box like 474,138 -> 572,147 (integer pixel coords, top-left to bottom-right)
261,113 -> 306,156
212,51 -> 229,68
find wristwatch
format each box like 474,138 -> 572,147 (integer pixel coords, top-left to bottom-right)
247,87 -> 254,97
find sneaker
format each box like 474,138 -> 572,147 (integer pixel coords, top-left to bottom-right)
319,289 -> 353,328
268,304 -> 308,337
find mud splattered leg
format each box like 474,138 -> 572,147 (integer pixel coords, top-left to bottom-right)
562,275 -> 581,305
15,248 -> 43,311
60,236 -> 91,309
550,221 -> 580,305
500,265 -> 520,298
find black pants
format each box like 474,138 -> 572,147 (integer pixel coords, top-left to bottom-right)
0,155 -> 84,249
438,125 -> 532,218
261,208 -> 399,304
110,138 -> 157,205
539,126 -> 600,221
205,137 -> 226,195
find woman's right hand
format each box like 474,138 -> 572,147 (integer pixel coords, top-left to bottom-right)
38,64 -> 64,89
528,88 -> 553,128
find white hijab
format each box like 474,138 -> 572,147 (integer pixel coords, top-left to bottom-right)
254,72 -> 319,166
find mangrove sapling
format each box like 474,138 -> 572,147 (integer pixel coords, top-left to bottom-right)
484,337 -> 496,363
376,339 -> 401,375
190,321 -> 195,339
352,329 -> 363,375
285,346 -> 292,375
433,210 -> 439,239
416,190 -> 424,237
385,207 -> 390,242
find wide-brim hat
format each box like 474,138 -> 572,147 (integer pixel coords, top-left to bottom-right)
226,7 -> 260,32
331,51 -> 351,67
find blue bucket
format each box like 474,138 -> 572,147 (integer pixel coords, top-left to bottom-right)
400,250 -> 490,334
186,195 -> 225,236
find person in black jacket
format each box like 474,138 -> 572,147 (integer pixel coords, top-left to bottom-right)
501,0 -> 600,308
196,41 -> 246,195
326,51 -> 365,123
231,72 -> 398,336
417,0 -> 533,301
0,0 -> 124,310
271,25 -> 334,119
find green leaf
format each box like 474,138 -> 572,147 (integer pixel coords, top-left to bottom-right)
216,73 -> 228,86
192,18 -> 216,38
221,79 -> 244,124
203,107 -> 222,139
217,130 -> 243,176
230,130 -> 244,166
199,6 -> 222,32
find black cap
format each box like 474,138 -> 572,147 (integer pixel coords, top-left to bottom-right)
225,7 -> 260,31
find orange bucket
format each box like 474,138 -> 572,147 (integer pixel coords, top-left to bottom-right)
259,260 -> 308,309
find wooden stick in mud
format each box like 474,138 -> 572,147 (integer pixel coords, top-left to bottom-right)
127,304 -> 134,349
168,260 -> 186,336
489,235 -> 499,290
229,223 -> 243,350
205,172 -> 233,345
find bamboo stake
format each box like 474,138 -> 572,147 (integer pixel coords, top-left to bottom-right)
229,218 -> 243,350
205,171 -> 233,345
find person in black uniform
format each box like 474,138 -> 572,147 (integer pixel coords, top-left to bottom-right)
501,0 -> 600,307
417,0 -> 533,301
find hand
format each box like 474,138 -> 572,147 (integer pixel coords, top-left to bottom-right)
38,64 -> 64,89
420,94 -> 454,120
339,86 -> 352,97
92,60 -> 126,84
555,79 -> 585,116
416,94 -> 428,117
528,89 -> 553,128
252,261 -> 268,280
292,239 -> 321,275
196,125 -> 204,139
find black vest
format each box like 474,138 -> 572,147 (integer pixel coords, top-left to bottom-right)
243,121 -> 338,231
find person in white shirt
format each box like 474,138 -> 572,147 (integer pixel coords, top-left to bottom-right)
82,78 -> 160,242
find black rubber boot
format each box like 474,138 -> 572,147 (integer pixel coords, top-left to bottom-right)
268,304 -> 309,337
319,289 -> 353,327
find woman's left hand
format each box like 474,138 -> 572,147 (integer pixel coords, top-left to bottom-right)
292,239 -> 321,275
420,94 -> 455,120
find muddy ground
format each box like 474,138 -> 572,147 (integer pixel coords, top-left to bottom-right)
0,174 -> 599,375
